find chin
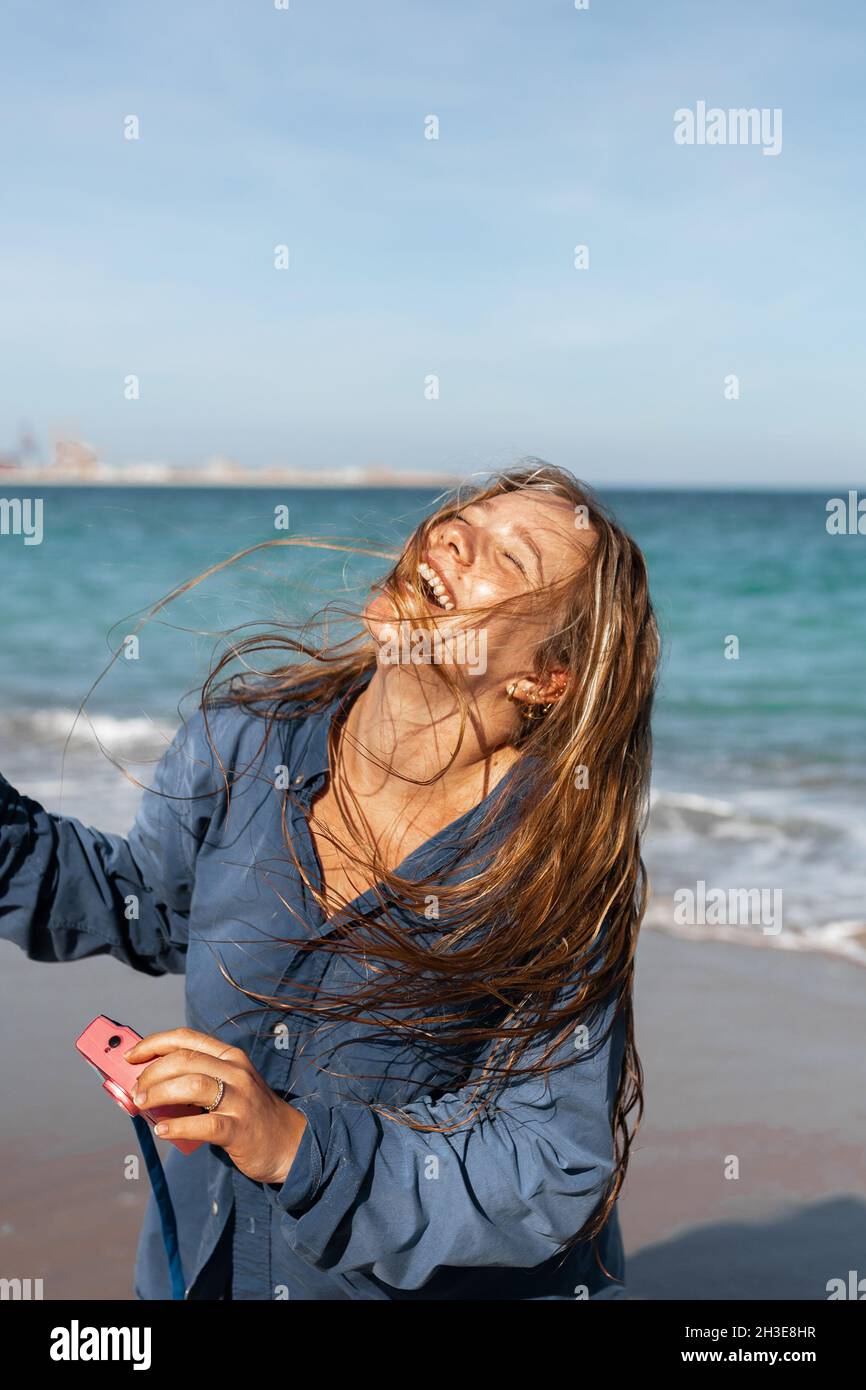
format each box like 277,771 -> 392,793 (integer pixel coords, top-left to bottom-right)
362,589 -> 403,646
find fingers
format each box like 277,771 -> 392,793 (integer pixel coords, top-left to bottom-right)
125,1027 -> 247,1066
152,1110 -> 236,1147
133,1050 -> 246,1105
136,1069 -> 231,1114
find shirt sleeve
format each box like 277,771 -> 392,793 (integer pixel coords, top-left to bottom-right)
264,984 -> 626,1290
0,709 -> 216,975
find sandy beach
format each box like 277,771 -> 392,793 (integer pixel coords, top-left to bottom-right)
624,930 -> 866,1299
1,926 -> 863,1300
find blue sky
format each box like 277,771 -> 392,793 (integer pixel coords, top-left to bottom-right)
1,0 -> 863,485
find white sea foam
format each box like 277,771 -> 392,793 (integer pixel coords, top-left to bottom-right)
650,789 -> 737,817
643,901 -> 866,968
643,785 -> 866,968
0,706 -> 177,750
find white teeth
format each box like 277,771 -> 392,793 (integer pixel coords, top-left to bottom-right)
417,561 -> 455,611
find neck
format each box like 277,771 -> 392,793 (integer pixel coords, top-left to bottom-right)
339,663 -> 520,803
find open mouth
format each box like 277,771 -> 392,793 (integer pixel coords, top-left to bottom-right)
417,560 -> 456,611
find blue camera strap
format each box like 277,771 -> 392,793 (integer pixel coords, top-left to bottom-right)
130,1114 -> 186,1300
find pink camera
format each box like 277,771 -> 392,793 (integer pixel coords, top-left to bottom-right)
75,1015 -> 202,1155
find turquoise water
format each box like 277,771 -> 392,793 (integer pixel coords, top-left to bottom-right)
1,485 -> 864,956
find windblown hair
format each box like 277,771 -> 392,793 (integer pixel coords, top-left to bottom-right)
189,460 -> 660,1260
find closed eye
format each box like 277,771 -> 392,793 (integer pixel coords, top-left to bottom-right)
454,511 -> 527,577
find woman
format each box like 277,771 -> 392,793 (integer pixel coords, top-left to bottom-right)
0,462 -> 659,1301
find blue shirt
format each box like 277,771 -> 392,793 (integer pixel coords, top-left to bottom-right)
0,672 -> 627,1300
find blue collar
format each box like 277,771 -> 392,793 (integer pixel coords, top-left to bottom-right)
284,666 -> 375,794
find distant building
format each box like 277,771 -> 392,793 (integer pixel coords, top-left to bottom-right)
53,440 -> 99,475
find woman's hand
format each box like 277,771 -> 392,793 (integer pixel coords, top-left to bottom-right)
123,1027 -> 307,1187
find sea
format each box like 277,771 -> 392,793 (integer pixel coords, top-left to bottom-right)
1,485 -> 863,964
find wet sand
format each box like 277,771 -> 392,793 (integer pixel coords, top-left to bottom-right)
624,930 -> 866,1299
0,929 -> 863,1300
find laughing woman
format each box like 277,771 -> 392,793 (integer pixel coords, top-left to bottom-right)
0,463 -> 659,1301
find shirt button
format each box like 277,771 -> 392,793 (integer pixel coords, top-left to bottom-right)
211,1200 -> 219,1216
293,774 -> 304,785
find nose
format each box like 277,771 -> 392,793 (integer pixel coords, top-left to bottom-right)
436,517 -> 473,567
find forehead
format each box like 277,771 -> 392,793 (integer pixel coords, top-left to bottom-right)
469,490 -> 594,559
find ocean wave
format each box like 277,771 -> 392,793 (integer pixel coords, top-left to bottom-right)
646,789 -> 866,967
649,786 -> 858,846
0,706 -> 177,751
643,900 -> 866,968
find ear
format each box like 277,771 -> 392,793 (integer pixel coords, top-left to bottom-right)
507,667 -> 569,707
533,667 -> 569,704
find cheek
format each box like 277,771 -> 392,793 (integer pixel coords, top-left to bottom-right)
481,609 -> 546,671
463,574 -> 504,608
461,567 -> 535,618
470,613 -> 518,673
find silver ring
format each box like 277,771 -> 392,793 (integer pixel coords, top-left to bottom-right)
203,1077 -> 225,1113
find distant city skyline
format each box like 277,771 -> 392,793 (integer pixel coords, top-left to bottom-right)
1,0 -> 864,487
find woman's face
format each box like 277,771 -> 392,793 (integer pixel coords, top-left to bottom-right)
365,489 -> 595,694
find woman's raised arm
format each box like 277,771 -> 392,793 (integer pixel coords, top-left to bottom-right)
0,713 -> 214,975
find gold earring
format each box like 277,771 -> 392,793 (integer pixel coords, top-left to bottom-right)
521,698 -> 553,721
506,682 -> 553,719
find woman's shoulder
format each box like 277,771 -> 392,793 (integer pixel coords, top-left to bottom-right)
166,690 -> 316,793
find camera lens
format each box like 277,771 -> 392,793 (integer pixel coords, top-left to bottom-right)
107,1035 -> 123,1049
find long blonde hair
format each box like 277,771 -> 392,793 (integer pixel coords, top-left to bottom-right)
197,461 -> 660,1254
